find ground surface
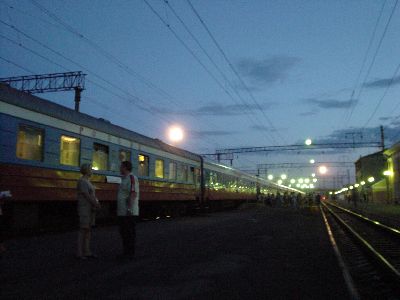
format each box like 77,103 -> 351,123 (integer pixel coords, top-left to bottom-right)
1,207 -> 350,299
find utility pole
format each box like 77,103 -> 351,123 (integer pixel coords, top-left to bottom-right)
380,125 -> 385,151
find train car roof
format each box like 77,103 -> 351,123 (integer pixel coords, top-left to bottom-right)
0,83 -> 200,161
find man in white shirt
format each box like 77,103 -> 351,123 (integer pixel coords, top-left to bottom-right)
117,161 -> 139,259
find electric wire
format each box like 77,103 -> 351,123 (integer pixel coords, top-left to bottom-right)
162,0 -> 276,144
346,0 -> 398,127
186,0 -> 286,144
143,0 -> 276,145
344,0 -> 387,125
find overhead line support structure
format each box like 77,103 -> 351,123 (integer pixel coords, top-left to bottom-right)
0,71 -> 86,111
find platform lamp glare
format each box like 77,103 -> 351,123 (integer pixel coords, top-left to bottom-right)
305,138 -> 312,146
267,174 -> 274,180
383,170 -> 393,176
280,174 -> 287,180
368,177 -> 375,183
319,166 -> 328,175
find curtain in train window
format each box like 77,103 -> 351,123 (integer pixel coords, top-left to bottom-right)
155,159 -> 164,178
138,154 -> 149,177
169,162 -> 177,180
60,135 -> 80,166
92,143 -> 109,170
16,125 -> 44,161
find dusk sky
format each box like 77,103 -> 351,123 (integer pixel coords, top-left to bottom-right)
1,0 -> 400,188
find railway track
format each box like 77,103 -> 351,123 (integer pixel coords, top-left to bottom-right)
321,201 -> 400,299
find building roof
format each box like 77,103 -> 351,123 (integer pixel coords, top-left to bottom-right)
0,83 -> 200,161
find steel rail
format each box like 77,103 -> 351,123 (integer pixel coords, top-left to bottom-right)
325,201 -> 400,236
321,202 -> 400,285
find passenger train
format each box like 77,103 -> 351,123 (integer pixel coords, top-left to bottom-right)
0,83 -> 299,231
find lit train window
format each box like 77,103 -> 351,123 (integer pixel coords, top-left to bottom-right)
92,143 -> 109,170
155,159 -> 164,178
169,162 -> 177,180
16,125 -> 44,161
60,135 -> 80,166
119,149 -> 131,163
138,154 -> 149,177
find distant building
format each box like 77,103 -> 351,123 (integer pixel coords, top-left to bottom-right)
384,143 -> 400,203
354,151 -> 387,203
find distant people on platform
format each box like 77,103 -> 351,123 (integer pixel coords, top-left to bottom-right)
76,164 -> 101,260
117,161 -> 140,260
0,190 -> 12,258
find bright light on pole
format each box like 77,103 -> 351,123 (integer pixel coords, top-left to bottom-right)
305,138 -> 312,146
309,159 -> 315,164
368,176 -> 375,183
311,173 -> 316,177
319,165 -> 328,175
167,126 -> 184,142
281,174 -> 287,180
268,174 -> 274,180
383,170 -> 393,176
360,181 -> 366,185
277,179 -> 283,185
290,179 -> 296,184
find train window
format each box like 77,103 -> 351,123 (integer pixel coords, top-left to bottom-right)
92,143 -> 109,170
119,149 -> 131,163
60,135 -> 80,166
155,159 -> 164,178
183,165 -> 188,182
16,125 -> 44,161
169,162 -> 177,180
188,167 -> 194,183
138,154 -> 149,177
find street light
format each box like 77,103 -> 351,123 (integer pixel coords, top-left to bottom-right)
312,178 -> 317,183
368,177 -> 375,183
281,174 -> 287,180
383,170 -> 393,176
290,179 -> 296,184
349,186 -> 354,190
319,165 -> 328,174
311,173 -> 316,177
309,159 -> 315,164
304,178 -> 310,183
354,183 -> 360,188
267,174 -> 274,180
277,179 -> 283,185
305,138 -> 312,146
360,181 -> 366,185
298,178 -> 304,184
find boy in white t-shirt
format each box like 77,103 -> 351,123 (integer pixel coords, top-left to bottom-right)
117,161 -> 139,260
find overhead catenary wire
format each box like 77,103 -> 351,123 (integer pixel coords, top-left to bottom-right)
0,32 -> 222,150
346,0 -> 398,127
143,0 -> 276,145
185,0 -> 286,145
343,0 -> 387,126
0,56 -> 36,74
23,0 -> 241,148
162,0 -> 278,145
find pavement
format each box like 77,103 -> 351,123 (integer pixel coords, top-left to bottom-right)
1,206 -> 350,299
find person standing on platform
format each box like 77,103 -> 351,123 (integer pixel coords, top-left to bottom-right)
0,190 -> 12,257
117,161 -> 139,260
76,164 -> 100,260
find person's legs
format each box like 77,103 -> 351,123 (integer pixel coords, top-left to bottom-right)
83,228 -> 92,256
126,217 -> 136,256
118,216 -> 129,255
77,228 -> 85,257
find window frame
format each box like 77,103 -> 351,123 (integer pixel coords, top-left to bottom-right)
138,154 -> 150,177
92,142 -> 109,171
16,124 -> 45,162
155,159 -> 164,179
59,135 -> 81,167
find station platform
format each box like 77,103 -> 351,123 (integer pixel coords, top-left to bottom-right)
1,207 -> 350,299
